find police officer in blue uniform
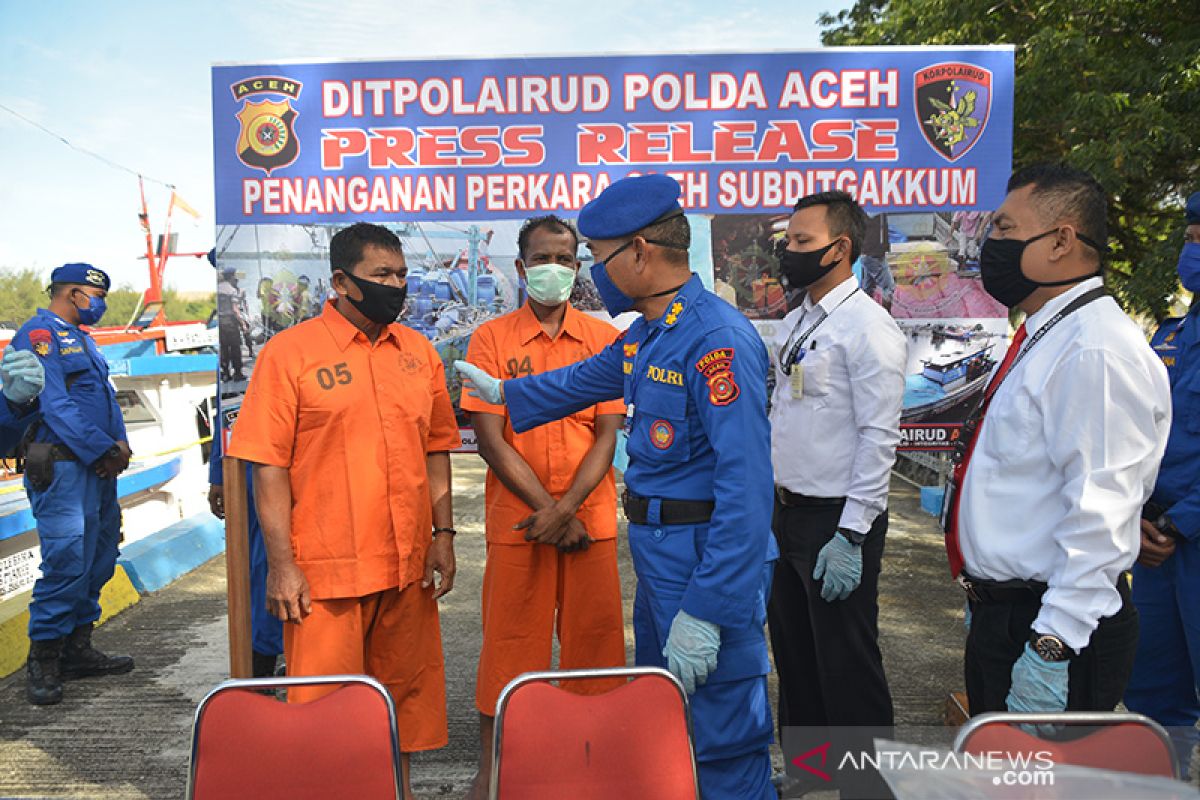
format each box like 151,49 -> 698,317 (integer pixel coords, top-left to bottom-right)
13,263 -> 134,705
1126,191 -> 1200,773
456,175 -> 779,799
207,429 -> 283,677
1,349 -> 45,451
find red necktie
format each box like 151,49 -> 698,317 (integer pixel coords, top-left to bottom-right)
945,322 -> 1028,576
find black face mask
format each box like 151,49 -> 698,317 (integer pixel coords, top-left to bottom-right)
777,239 -> 844,288
980,229 -> 1103,308
339,270 -> 407,324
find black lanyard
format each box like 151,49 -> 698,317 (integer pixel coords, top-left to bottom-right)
780,288 -> 859,375
954,286 -> 1107,461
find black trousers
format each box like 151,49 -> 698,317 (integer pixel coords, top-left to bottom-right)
768,496 -> 894,729
768,497 -> 895,798
965,575 -> 1139,715
218,324 -> 243,378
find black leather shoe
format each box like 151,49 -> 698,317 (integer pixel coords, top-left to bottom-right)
27,638 -> 65,705
60,624 -> 134,679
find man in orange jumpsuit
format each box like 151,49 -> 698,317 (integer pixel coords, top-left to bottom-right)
228,222 -> 460,800
462,215 -> 626,799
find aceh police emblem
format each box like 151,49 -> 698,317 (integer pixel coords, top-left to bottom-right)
231,75 -> 303,175
914,62 -> 992,162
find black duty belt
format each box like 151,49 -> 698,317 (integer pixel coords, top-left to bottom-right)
623,492 -> 715,526
775,487 -> 845,508
960,571 -> 1130,605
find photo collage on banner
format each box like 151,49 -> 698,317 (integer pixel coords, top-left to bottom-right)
211,48 -> 1015,451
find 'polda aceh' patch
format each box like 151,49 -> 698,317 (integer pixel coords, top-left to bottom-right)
695,348 -> 739,406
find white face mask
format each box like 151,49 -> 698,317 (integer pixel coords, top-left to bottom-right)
524,264 -> 577,306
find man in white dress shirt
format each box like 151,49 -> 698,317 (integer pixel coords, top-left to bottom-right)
948,163 -> 1171,717
767,191 -> 906,793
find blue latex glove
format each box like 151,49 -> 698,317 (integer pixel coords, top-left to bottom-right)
453,360 -> 504,405
1006,642 -> 1069,735
612,429 -> 629,473
1,348 -> 45,406
663,610 -> 720,695
812,532 -> 863,602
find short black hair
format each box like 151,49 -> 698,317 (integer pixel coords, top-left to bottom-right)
329,222 -> 403,275
635,213 -> 691,265
48,282 -> 71,298
792,191 -> 868,262
1006,163 -> 1108,262
517,215 -> 579,261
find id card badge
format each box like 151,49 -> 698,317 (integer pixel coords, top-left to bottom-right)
624,402 -> 635,433
789,348 -> 807,399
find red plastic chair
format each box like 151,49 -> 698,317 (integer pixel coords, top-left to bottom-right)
187,674 -> 402,800
953,711 -> 1178,780
491,667 -> 699,800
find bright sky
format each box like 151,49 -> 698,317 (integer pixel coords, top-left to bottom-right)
0,0 -> 852,294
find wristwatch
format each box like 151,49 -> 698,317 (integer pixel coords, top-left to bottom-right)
838,528 -> 867,546
1153,513 -> 1186,543
1030,632 -> 1071,662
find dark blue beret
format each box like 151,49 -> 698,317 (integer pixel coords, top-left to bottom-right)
1187,191 -> 1200,225
577,174 -> 682,239
51,262 -> 110,291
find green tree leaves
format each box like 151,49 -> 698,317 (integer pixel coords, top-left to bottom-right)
821,0 -> 1200,318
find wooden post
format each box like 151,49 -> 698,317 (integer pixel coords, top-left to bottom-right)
223,456 -> 254,678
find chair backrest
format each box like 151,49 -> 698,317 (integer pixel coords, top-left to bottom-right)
953,711 -> 1178,780
187,674 -> 402,800
492,667 -> 698,800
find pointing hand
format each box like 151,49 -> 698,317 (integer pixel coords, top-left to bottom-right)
453,360 -> 504,405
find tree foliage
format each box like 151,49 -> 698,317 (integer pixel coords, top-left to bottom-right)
0,268 -> 215,330
821,0 -> 1200,318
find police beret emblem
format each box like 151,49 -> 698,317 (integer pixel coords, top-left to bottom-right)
86,269 -> 106,287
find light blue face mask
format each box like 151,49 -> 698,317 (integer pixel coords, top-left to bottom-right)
1178,242 -> 1200,294
74,291 -> 107,326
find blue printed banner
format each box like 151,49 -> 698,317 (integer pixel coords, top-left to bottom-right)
212,48 -> 1014,224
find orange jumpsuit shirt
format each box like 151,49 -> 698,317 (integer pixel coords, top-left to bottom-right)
461,303 -> 624,540
228,301 -> 461,599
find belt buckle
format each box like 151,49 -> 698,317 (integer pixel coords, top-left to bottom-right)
957,575 -> 981,603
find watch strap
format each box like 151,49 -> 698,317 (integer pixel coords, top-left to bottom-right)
838,528 -> 867,546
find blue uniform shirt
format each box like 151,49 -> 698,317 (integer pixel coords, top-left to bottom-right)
506,273 -> 778,627
1150,310 -> 1200,539
11,308 -> 126,464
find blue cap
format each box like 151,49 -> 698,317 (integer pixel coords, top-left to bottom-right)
1187,192 -> 1200,225
577,174 -> 683,239
51,262 -> 110,291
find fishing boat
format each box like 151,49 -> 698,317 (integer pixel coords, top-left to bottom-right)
902,345 -> 995,422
